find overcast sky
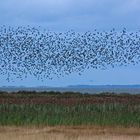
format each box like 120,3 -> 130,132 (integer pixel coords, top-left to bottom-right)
1,0 -> 140,31
0,0 -> 140,86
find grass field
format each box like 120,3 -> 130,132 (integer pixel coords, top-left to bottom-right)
0,126 -> 140,140
0,91 -> 140,127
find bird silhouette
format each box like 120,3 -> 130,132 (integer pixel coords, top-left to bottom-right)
0,26 -> 140,81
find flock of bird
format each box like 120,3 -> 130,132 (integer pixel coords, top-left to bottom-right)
0,26 -> 140,81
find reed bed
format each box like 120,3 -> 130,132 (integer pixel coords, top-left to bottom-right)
0,103 -> 140,127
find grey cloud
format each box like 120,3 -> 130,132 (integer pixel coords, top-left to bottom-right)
0,0 -> 140,31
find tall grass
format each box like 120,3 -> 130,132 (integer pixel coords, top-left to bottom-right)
0,103 -> 140,127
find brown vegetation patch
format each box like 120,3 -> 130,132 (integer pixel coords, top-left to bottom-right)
0,93 -> 140,105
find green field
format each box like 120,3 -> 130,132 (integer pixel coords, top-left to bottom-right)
0,91 -> 140,127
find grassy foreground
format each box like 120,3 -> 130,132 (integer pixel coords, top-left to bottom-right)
1,126 -> 140,140
0,91 -> 140,127
0,103 -> 140,127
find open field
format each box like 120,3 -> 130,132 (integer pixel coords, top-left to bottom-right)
0,126 -> 140,140
0,91 -> 140,105
0,92 -> 140,139
0,91 -> 140,127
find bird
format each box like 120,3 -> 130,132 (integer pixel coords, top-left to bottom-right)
0,26 -> 140,81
